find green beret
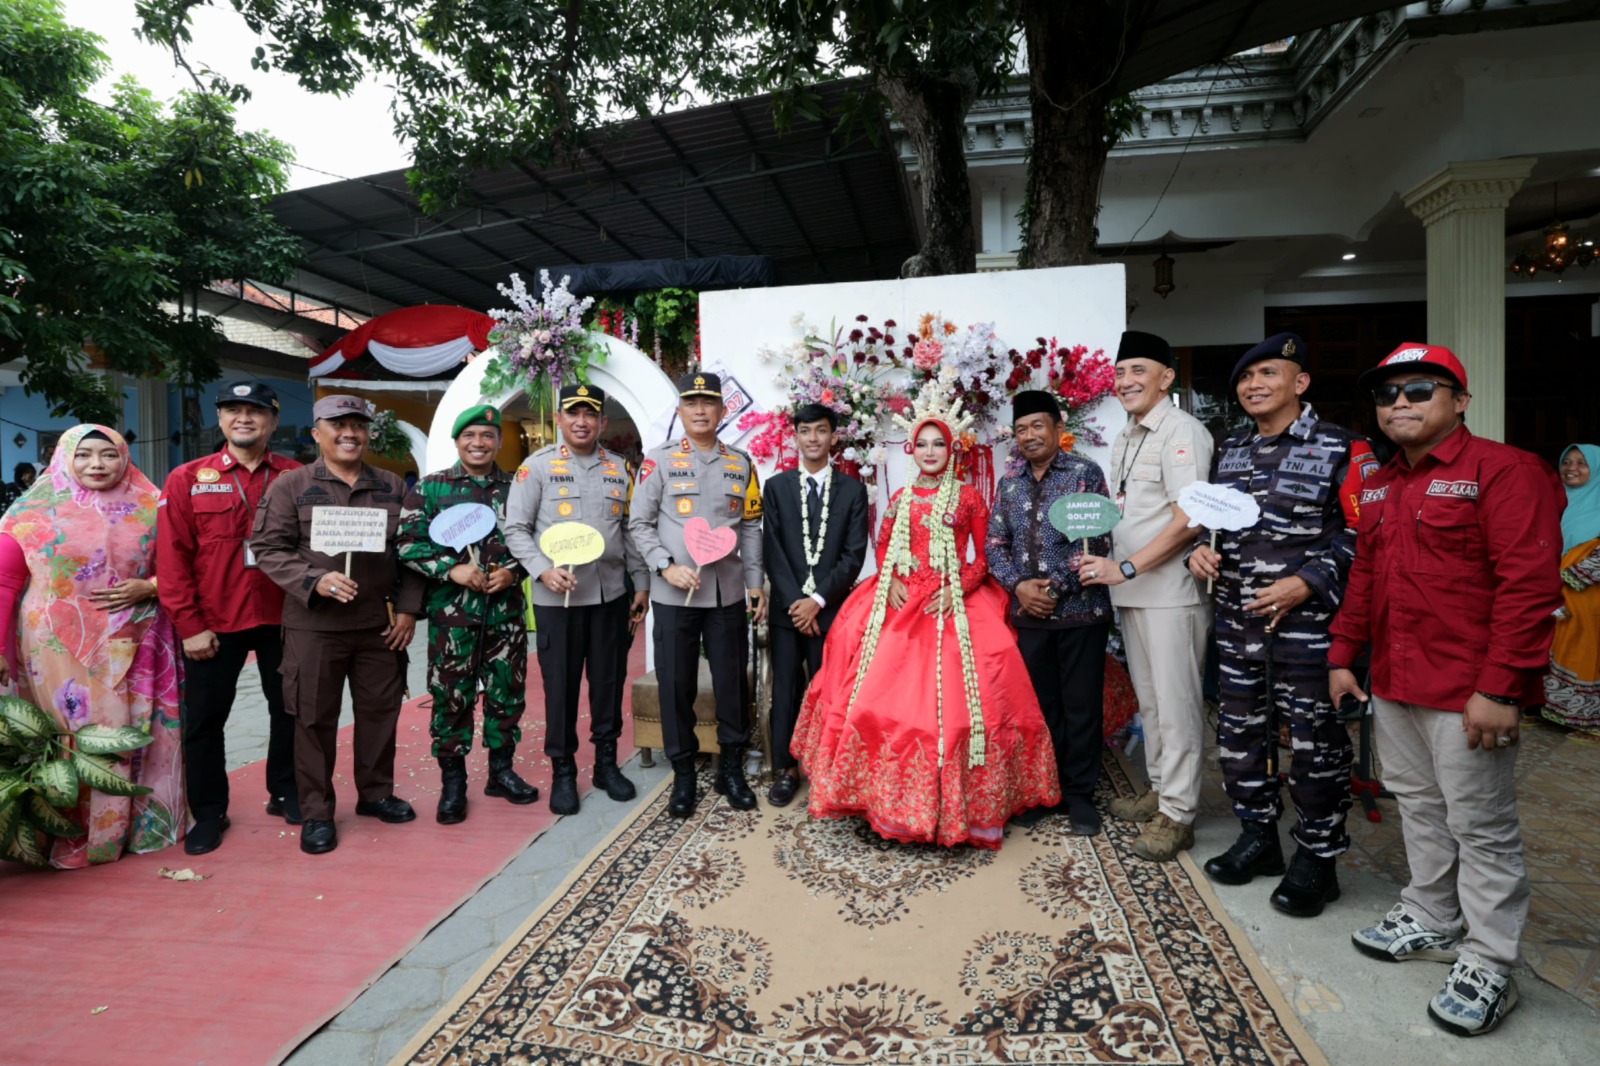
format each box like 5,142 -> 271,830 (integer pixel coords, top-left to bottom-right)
452,404 -> 502,438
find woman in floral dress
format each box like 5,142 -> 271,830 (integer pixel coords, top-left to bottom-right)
1544,443 -> 1600,737
792,386 -> 1059,848
0,425 -> 185,866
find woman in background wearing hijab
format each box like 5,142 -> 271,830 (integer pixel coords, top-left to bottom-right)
1543,443 -> 1600,738
0,425 -> 185,866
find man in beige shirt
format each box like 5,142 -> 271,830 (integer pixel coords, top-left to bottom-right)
1080,331 -> 1212,862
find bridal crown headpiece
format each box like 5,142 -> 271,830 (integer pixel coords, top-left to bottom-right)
892,371 -> 976,440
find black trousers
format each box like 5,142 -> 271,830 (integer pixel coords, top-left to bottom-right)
181,625 -> 297,822
534,596 -> 628,759
1017,622 -> 1108,802
652,600 -> 749,761
768,622 -> 826,770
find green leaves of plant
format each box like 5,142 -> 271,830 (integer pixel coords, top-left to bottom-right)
30,758 -> 78,808
72,723 -> 154,757
70,753 -> 152,799
23,792 -> 82,838
0,695 -> 54,747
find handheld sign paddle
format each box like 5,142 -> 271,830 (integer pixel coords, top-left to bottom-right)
309,506 -> 389,578
681,516 -> 737,606
538,522 -> 606,607
1177,482 -> 1262,593
1047,493 -> 1121,555
430,502 -> 498,568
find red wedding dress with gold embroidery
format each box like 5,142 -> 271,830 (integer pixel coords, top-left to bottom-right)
791,482 -> 1060,848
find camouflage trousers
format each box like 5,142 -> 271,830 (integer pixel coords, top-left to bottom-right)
1217,658 -> 1353,857
428,621 -> 528,758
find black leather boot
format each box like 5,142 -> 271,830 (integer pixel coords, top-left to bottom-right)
1203,820 -> 1286,885
668,755 -> 698,818
549,756 -> 580,816
484,747 -> 540,804
712,746 -> 758,811
592,739 -> 637,801
1270,847 -> 1341,917
436,756 -> 469,825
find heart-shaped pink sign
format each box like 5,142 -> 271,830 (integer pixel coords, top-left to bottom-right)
683,516 -> 737,567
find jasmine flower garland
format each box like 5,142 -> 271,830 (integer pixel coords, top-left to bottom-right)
798,467 -> 833,597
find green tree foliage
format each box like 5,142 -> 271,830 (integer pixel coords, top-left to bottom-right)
136,0 -> 766,214
0,0 -> 303,424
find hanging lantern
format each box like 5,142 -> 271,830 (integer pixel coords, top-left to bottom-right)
1153,252 -> 1175,299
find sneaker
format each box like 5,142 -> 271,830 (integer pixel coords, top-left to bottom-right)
1351,903 -> 1461,963
1428,953 -> 1518,1036
1129,812 -> 1195,862
1108,788 -> 1159,823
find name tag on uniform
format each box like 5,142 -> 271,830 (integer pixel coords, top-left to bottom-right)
1217,448 -> 1253,476
1280,446 -> 1335,479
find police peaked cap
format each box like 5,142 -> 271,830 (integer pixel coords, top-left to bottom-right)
1230,332 -> 1307,387
678,371 -> 723,399
559,383 -> 606,411
1115,330 -> 1173,367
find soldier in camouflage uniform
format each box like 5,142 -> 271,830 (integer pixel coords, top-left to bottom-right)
397,404 -> 537,824
1188,333 -> 1378,917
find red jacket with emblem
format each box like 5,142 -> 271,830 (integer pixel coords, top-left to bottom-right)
1328,427 -> 1564,710
157,450 -> 302,639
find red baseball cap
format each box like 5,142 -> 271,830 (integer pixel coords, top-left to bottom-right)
1357,343 -> 1469,393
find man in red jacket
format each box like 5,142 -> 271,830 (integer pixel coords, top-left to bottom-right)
1329,343 -> 1563,1037
158,382 -> 302,855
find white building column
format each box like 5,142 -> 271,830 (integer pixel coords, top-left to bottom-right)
1402,158 -> 1534,442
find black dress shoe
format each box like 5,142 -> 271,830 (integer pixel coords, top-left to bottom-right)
1066,797 -> 1102,837
300,819 -> 338,854
1204,820 -> 1286,886
766,771 -> 800,808
266,794 -> 305,826
355,795 -> 417,823
184,815 -> 230,856
1009,801 -> 1061,827
1270,847 -> 1341,917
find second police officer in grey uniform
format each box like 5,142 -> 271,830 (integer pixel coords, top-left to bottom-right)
1188,333 -> 1378,916
631,371 -> 766,818
504,384 -> 650,817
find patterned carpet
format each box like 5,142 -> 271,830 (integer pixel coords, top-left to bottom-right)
398,753 -> 1324,1065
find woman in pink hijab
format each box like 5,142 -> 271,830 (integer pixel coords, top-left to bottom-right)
0,425 -> 185,867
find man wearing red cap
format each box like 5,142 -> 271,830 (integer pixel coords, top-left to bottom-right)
1329,343 -> 1563,1036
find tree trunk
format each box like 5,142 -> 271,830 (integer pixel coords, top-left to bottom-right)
879,72 -> 978,277
1019,0 -> 1119,267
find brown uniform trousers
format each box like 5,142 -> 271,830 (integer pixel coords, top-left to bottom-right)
251,460 -> 425,822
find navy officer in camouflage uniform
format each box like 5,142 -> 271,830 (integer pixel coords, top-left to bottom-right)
504,383 -> 649,817
397,404 -> 537,824
631,371 -> 766,818
1188,333 -> 1378,917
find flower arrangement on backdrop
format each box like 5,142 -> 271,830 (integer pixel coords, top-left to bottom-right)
480,271 -> 607,410
996,338 -> 1117,474
595,288 -> 701,379
741,315 -> 912,494
741,312 -> 1117,501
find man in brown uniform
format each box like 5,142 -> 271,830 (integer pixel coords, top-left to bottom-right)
252,394 -> 426,855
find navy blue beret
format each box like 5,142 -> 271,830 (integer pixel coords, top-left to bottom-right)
1230,332 -> 1306,387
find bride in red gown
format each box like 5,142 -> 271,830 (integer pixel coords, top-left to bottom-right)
791,392 -> 1060,849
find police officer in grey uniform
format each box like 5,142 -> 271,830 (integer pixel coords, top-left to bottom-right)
630,371 -> 766,818
1188,333 -> 1378,917
504,383 -> 650,817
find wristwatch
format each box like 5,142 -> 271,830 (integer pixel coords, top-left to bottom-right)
1120,560 -> 1139,581
1045,585 -> 1060,601
655,557 -> 674,573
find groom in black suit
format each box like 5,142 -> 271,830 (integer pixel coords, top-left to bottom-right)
762,403 -> 871,806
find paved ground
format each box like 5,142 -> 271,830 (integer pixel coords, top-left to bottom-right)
221,630 -> 1600,1065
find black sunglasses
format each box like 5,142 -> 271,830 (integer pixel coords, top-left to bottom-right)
1372,380 -> 1458,406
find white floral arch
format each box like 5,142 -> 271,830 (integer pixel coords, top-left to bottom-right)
424,333 -> 678,476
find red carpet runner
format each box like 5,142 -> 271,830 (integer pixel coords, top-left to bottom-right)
0,637 -> 645,1065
